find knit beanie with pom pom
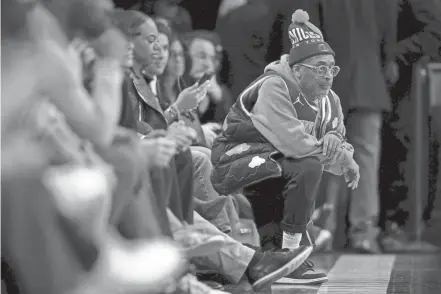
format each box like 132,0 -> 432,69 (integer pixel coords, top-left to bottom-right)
288,9 -> 334,66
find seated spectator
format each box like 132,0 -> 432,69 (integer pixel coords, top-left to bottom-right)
153,19 -> 255,236
114,10 -> 231,232
156,23 -> 212,147
152,21 -> 261,244
2,1 -> 186,293
211,10 -> 361,285
114,8 -> 315,290
182,30 -> 234,125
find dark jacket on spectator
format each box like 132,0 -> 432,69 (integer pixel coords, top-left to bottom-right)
123,62 -> 168,135
320,0 -> 398,113
119,73 -> 138,131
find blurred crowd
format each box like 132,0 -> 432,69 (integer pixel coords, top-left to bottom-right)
2,0 -> 441,293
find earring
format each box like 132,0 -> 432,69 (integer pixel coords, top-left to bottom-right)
126,43 -> 134,67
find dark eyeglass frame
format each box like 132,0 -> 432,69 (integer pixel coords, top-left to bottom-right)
299,63 -> 340,77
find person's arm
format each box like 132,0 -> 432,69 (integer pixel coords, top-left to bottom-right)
251,77 -> 354,165
325,90 -> 347,141
42,42 -> 123,149
251,77 -> 322,159
164,104 -> 181,124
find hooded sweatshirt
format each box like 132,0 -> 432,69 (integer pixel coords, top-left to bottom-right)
210,55 -> 354,195
251,55 -> 353,169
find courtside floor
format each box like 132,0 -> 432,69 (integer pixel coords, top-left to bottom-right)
224,253 -> 441,294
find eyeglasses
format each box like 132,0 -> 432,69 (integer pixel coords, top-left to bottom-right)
299,63 -> 340,77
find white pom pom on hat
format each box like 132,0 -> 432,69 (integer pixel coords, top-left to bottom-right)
290,9 -> 323,38
291,9 -> 309,23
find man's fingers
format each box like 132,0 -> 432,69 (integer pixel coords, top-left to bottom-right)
155,154 -> 173,167
315,139 -> 324,147
323,137 -> 329,156
158,147 -> 176,159
173,134 -> 192,145
354,172 -> 360,189
157,138 -> 177,149
328,141 -> 337,158
189,83 -> 199,90
344,172 -> 350,183
335,149 -> 345,161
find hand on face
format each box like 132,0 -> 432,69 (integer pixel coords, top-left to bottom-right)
206,76 -> 222,102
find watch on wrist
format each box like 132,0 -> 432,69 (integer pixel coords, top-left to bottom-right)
166,104 -> 181,122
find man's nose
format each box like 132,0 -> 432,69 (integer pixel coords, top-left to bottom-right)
153,41 -> 161,52
324,68 -> 333,80
202,59 -> 214,71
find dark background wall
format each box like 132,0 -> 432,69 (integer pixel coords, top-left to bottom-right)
113,0 -> 222,30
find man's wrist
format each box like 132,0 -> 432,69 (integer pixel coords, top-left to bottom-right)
165,104 -> 181,124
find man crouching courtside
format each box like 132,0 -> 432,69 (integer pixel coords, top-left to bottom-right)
210,9 -> 360,285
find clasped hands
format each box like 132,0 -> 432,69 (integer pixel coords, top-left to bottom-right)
140,121 -> 197,168
315,133 -> 360,190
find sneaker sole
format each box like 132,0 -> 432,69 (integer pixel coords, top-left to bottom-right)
275,276 -> 328,285
251,246 -> 313,291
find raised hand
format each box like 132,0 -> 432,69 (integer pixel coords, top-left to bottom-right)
173,81 -> 210,112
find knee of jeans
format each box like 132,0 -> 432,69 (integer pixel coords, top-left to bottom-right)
191,149 -> 211,170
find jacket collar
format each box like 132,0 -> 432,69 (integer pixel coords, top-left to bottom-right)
129,62 -> 164,115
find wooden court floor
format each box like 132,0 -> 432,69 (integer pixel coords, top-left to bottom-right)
223,253 -> 441,294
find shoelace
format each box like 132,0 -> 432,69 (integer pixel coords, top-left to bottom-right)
301,260 -> 315,272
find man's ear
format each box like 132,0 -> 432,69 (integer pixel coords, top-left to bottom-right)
292,65 -> 301,80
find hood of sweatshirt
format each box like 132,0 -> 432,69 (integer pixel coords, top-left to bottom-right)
264,54 -> 301,98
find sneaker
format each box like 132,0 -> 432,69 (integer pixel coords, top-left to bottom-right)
275,260 -> 328,285
177,274 -> 230,294
248,245 -> 313,291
